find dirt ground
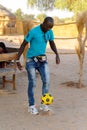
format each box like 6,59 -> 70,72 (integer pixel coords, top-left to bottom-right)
0,35 -> 87,130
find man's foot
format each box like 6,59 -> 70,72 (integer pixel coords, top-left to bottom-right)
40,104 -> 51,112
28,105 -> 39,115
40,104 -> 54,115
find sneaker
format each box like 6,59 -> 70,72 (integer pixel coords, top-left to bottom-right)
40,104 -> 51,112
28,105 -> 39,115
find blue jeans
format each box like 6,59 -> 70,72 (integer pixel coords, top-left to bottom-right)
25,58 -> 50,106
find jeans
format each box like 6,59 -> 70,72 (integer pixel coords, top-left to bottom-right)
25,58 -> 50,106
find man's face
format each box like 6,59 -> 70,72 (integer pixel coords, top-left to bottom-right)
43,21 -> 54,32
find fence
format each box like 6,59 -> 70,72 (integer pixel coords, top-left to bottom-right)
0,20 -> 78,39
53,21 -> 78,40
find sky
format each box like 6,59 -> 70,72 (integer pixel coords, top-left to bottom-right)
0,0 -> 74,18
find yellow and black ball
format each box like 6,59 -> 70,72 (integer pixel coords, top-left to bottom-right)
41,93 -> 54,105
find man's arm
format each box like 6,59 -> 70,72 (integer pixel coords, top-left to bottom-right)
49,40 -> 60,64
17,39 -> 28,60
17,39 -> 28,70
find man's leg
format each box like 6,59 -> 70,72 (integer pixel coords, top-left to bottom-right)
26,62 -> 36,106
26,60 -> 39,114
38,62 -> 50,95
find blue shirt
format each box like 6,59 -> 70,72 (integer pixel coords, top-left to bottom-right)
24,25 -> 54,58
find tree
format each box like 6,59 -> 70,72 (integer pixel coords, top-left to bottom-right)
36,13 -> 47,22
27,0 -> 56,11
55,0 -> 87,13
23,14 -> 35,20
15,9 -> 24,20
27,0 -> 87,14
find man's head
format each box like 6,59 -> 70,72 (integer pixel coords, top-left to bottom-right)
0,42 -> 8,53
41,17 -> 54,32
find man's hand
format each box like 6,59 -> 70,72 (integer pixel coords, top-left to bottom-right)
56,55 -> 60,64
17,62 -> 23,70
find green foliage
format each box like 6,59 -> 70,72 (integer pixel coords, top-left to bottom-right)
27,0 -> 55,11
54,0 -> 68,9
15,9 -> 35,20
23,14 -> 35,20
27,0 -> 87,14
15,8 -> 24,20
36,13 -> 47,22
27,0 -> 36,7
14,0 -> 87,21
70,0 -> 87,12
55,0 -> 87,13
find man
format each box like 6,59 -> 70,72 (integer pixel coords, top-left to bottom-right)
0,42 -> 8,68
17,17 -> 60,115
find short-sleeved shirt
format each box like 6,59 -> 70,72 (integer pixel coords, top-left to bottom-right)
24,25 -> 54,58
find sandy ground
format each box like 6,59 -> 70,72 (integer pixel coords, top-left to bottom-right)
0,35 -> 87,130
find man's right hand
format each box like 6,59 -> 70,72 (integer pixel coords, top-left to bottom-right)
17,62 -> 23,70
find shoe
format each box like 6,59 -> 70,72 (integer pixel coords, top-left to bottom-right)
28,105 -> 39,115
40,104 -> 51,112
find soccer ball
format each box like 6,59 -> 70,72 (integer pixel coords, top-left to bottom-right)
41,93 -> 54,105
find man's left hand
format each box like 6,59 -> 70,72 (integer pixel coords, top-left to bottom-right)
56,55 -> 60,64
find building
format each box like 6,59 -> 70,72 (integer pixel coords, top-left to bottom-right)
0,4 -> 16,35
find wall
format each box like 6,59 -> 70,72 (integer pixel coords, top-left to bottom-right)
0,20 -> 79,38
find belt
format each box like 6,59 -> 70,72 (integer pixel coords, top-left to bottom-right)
26,55 -> 47,63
